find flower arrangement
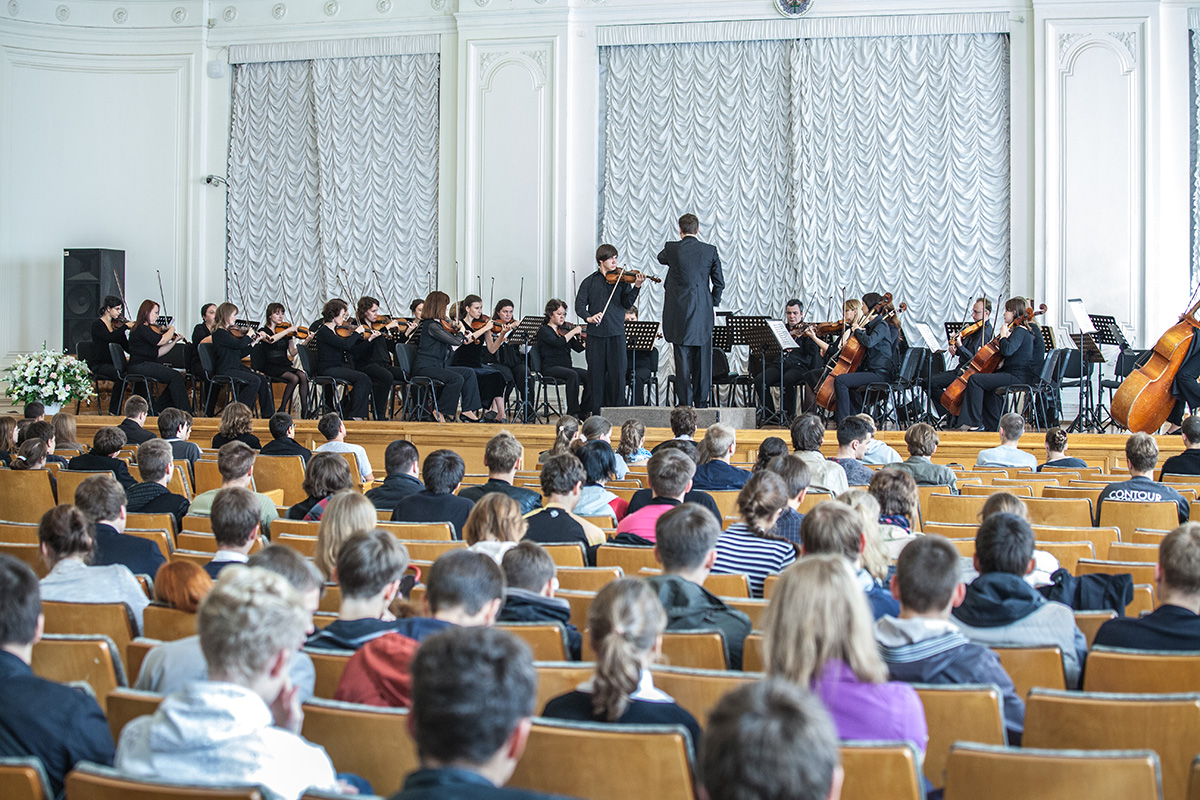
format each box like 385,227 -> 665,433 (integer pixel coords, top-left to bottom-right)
4,344 -> 95,407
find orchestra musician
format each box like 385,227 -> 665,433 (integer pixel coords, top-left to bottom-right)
955,297 -> 1040,431
625,306 -> 659,406
929,297 -> 993,421
481,298 -> 527,411
312,298 -> 372,420
89,295 -> 132,415
452,294 -> 511,421
412,291 -> 484,424
658,213 -> 724,408
353,296 -> 407,420
261,303 -> 311,419
189,303 -> 217,404
127,299 -> 192,413
824,293 -> 900,423
209,302 -> 273,417
537,299 -> 590,418
754,299 -> 821,419
576,244 -> 643,414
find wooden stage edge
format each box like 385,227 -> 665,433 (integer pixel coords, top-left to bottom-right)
68,414 -> 1152,475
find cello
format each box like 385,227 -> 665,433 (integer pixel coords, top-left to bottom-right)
815,294 -> 898,412
1111,298 -> 1200,434
940,300 -> 1045,416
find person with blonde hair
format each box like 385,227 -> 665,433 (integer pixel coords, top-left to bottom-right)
836,490 -> 890,583
212,401 -> 261,449
463,493 -> 527,563
541,578 -> 701,747
153,561 -> 213,613
692,423 -> 751,491
616,418 -> 651,464
51,411 -> 85,454
314,489 -> 379,581
799,500 -> 899,619
711,471 -> 797,598
763,555 -> 927,755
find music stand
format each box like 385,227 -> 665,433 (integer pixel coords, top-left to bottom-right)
727,316 -> 782,427
1088,314 -> 1129,430
625,321 -> 660,406
944,322 -> 969,344
509,315 -> 544,424
1067,333 -> 1106,433
1038,324 -> 1056,351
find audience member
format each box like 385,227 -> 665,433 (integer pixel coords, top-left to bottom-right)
287,451 -> 354,521
835,490 -> 891,588
259,412 -> 313,463
616,449 -> 696,543
646,504 -> 751,669
1093,522 -> 1200,650
459,432 -> 542,513
625,439 -> 721,520
1039,427 -> 1088,472
892,422 -> 958,491
691,423 -> 752,491
10,439 -> 51,479
125,439 -> 190,528
118,395 -> 155,445
572,440 -> 628,522
752,436 -> 789,472
23,401 -> 44,421
790,414 -> 848,495
829,416 -> 874,486
799,500 -> 899,618
542,578 -> 701,746
648,406 -> 699,454
765,454 -> 809,545
158,407 -> 202,467
38,504 -> 150,632
764,555 -> 927,756
314,489 -> 379,581
23,420 -> 68,466
523,454 -> 605,552
1097,432 -> 1189,523
68,425 -> 136,489
153,561 -> 212,612
700,679 -> 843,800
365,439 -> 424,510
868,469 -> 921,556
537,415 -> 582,464
616,418 -> 651,464
116,567 -> 340,799
581,416 -> 629,479
856,414 -> 902,465
52,411 -> 85,454
464,493 -> 527,563
187,441 -> 278,536
975,493 -> 1060,587
0,415 -> 16,466
392,449 -> 475,537
75,472 -> 166,578
314,412 -> 374,482
951,512 -> 1087,687
875,535 -> 1024,743
497,541 -> 582,660
211,402 -> 261,449
0,554 -> 115,797
307,530 -> 412,650
974,413 -> 1038,469
711,472 -> 797,598
204,487 -> 263,578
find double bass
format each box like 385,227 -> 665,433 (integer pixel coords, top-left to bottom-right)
1111,298 -> 1200,433
815,294 -> 902,412
940,301 -> 1045,416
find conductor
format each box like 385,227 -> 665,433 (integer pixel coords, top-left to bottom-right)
658,213 -> 725,408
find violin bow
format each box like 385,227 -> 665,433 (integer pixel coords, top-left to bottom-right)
113,268 -> 131,321
156,270 -> 169,317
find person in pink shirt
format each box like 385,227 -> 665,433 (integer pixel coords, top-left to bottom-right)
615,449 -> 695,543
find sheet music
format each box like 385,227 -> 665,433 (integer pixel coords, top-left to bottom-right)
765,320 -> 797,350
912,321 -> 942,352
1066,298 -> 1095,334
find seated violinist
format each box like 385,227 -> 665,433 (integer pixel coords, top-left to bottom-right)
412,291 -> 484,424
482,298 -> 528,410
312,298 -> 373,420
208,303 -> 273,417
259,303 -> 311,419
537,299 -> 590,418
955,297 -> 1040,431
89,295 -> 132,415
929,297 -> 993,421
819,294 -> 899,424
352,296 -> 407,420
452,294 -> 510,421
754,298 -> 821,419
127,300 -> 192,413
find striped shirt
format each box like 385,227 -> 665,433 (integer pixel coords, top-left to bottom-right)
711,523 -> 797,598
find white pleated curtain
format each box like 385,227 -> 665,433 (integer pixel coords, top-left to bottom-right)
600,33 -> 1010,378
226,53 -> 439,322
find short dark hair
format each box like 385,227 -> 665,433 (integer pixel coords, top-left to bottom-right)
211,487 -> 261,548
268,413 -> 294,441
540,453 -> 585,497
410,626 -> 537,765
384,439 -> 420,477
302,452 -> 353,499
581,416 -> 613,441
92,426 -> 127,457
595,243 -> 618,263
423,449 -> 466,495
317,413 -> 343,441
0,554 -> 41,647
322,298 -> 348,322
483,433 -> 523,473
767,454 -> 810,499
501,541 -> 556,592
123,395 -> 149,419
655,504 -> 720,572
247,545 -> 324,595
217,441 -> 257,482
577,440 -> 617,485
137,439 -> 173,483
1126,432 -> 1159,473
74,473 -> 126,522
647,449 -> 695,498
656,438 -> 700,464
895,535 -> 961,613
700,679 -> 840,800
904,423 -> 939,457
790,414 -> 825,452
670,406 -> 698,437
336,530 -> 410,600
1183,416 -> 1200,447
23,401 -> 44,419
158,407 -> 191,439
836,416 -> 873,447
974,512 -> 1035,575
799,500 -> 864,560
1159,523 -> 1200,595
753,437 -> 789,472
25,421 -> 55,446
678,213 -> 700,235
785,299 -> 803,312
427,550 -> 505,615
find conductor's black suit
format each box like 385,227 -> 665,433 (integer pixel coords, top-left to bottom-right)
657,235 -> 725,407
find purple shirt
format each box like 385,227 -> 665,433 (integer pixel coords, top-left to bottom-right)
812,659 -> 928,755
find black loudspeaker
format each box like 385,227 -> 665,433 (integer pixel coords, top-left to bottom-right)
63,249 -> 125,356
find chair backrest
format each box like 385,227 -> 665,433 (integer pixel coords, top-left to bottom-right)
534,661 -> 596,711
55,469 -> 115,504
125,529 -> 172,561
169,549 -> 214,568
1033,540 -> 1093,573
495,621 -> 569,661
1084,647 -> 1200,694
1024,687 -> 1200,800
1074,610 -> 1117,648
300,698 -> 417,797
271,518 -> 320,537
250,455 -> 308,507
105,687 -> 166,743
40,600 -> 136,664
31,634 -> 127,712
0,542 -> 47,577
701,572 -> 750,598
542,542 -> 587,568
0,757 -> 52,800
302,647 -> 354,699
943,742 -> 1162,800
1077,559 -> 1159,586
376,521 -> 454,541
398,539 -> 466,561
529,345 -> 544,374
1099,501 -> 1181,541
555,589 -> 594,629
1108,542 -> 1161,563
708,491 -> 739,520
960,483 -> 1031,497
840,741 -> 924,800
990,645 -> 1066,699
142,604 -> 198,641
126,512 -> 178,539
1032,524 -> 1119,559
195,342 -> 218,379
927,493 -> 989,525
65,762 -> 266,800
192,460 -> 224,496
556,566 -> 623,593
913,684 -> 1005,790
651,665 -> 760,725
660,629 -> 728,670
595,544 -> 658,574
108,342 -> 130,375
742,631 -> 764,672
176,531 -> 219,552
508,718 -> 696,800
393,343 -> 415,376
0,469 -> 57,523
125,637 -> 159,685
762,573 -> 780,599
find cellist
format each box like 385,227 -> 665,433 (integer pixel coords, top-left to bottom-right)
830,292 -> 900,423
929,297 -> 993,421
956,297 -> 1039,431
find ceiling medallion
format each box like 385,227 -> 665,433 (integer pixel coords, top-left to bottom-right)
774,0 -> 812,17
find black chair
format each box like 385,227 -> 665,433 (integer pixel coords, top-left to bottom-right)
297,344 -> 345,418
998,348 -> 1067,430
857,348 -> 926,431
711,347 -> 753,407
1100,349 -> 1147,428
249,344 -> 297,416
529,347 -> 567,422
108,343 -> 158,416
394,344 -> 440,422
196,342 -> 253,417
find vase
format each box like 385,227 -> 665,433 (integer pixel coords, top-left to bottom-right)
41,403 -> 61,415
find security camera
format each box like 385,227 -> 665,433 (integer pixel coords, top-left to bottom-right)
205,174 -> 228,187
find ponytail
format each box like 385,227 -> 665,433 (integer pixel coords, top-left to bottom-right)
588,578 -> 666,722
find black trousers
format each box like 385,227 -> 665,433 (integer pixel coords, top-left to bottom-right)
586,335 -> 627,414
1168,352 -> 1200,425
756,363 -> 808,415
672,344 -> 711,407
128,361 -> 192,413
543,365 -> 591,417
223,366 -> 273,417
834,371 -> 886,422
489,363 -> 528,403
958,372 -> 1020,430
928,368 -> 963,418
362,363 -> 406,420
320,366 -> 372,419
261,364 -> 311,417
415,365 -> 482,418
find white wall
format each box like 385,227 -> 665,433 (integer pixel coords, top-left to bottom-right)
0,0 -> 1195,367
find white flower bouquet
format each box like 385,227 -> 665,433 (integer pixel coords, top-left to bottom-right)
4,343 -> 96,406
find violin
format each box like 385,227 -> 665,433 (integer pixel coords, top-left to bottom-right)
228,319 -> 263,339
953,318 -> 987,346
815,294 -> 901,412
468,315 -> 492,331
274,323 -> 310,341
940,302 -> 1046,416
791,321 -> 842,340
335,318 -> 365,338
556,323 -> 587,344
1112,299 -> 1200,433
371,316 -> 409,338
604,270 -> 662,285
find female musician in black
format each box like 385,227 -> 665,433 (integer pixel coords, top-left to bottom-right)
928,297 -> 993,420
828,294 -> 898,423
209,303 -> 273,417
537,299 -> 590,418
260,303 -> 311,418
482,298 -> 527,411
352,296 -> 406,420
452,294 -> 510,421
412,291 -> 483,423
956,297 -> 1039,431
312,298 -> 373,420
189,303 -> 218,407
88,295 -> 131,415
127,299 -> 192,413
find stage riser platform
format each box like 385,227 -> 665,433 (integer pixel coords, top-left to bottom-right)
600,406 -> 756,431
